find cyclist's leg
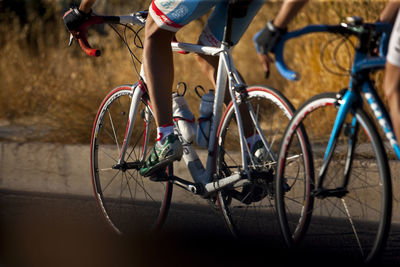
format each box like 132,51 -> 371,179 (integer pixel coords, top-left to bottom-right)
383,62 -> 400,144
144,0 -> 217,127
143,16 -> 175,127
195,51 -> 255,138
384,9 -> 400,143
196,0 -> 263,138
141,0 -> 216,176
199,0 -> 263,46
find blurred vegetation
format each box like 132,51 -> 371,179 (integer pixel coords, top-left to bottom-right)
0,0 -> 388,144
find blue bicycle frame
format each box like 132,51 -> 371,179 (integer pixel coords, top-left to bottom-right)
272,21 -> 400,182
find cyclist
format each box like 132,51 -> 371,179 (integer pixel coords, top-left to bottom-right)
255,0 -> 400,146
63,0 -> 307,177
382,1 -> 400,145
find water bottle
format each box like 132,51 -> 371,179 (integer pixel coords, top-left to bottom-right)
172,84 -> 196,143
196,87 -> 214,148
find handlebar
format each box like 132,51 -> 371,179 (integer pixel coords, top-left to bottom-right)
274,22 -> 392,81
71,11 -> 147,57
75,16 -> 105,57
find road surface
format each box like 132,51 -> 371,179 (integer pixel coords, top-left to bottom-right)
0,190 -> 399,267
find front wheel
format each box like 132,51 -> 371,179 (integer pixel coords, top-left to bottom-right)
275,92 -> 392,263
90,84 -> 173,235
215,85 -> 303,238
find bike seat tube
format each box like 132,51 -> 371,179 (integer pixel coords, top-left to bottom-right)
222,3 -> 234,46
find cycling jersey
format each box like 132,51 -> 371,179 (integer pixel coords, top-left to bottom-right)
149,0 -> 264,46
387,10 -> 400,67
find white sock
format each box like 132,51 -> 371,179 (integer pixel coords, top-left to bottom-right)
157,124 -> 174,145
246,133 -> 261,150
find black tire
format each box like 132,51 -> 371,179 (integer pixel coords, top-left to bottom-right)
275,92 -> 392,262
90,84 -> 173,235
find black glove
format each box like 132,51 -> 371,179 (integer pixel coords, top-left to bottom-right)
63,6 -> 92,32
254,21 -> 287,54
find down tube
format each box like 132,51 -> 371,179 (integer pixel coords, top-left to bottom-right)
362,81 -> 400,159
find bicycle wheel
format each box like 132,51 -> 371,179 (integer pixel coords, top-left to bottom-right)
215,85 -> 302,238
90,84 -> 173,235
275,92 -> 392,262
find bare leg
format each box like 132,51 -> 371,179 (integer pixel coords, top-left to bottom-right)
143,16 -> 175,127
195,53 -> 255,138
383,62 -> 400,144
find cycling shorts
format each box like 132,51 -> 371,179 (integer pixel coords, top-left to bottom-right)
387,10 -> 400,67
149,0 -> 264,46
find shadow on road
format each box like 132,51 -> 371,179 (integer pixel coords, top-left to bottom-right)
0,191 -> 398,267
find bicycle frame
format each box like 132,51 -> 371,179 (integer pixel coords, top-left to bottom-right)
320,57 -> 400,189
86,11 -> 274,196
119,40 -> 275,195
274,21 -> 400,192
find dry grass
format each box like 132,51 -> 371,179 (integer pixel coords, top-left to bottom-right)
0,0 -> 388,144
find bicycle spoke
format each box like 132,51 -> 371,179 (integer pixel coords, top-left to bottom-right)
125,170 -> 159,203
91,86 -> 171,234
276,93 -> 391,262
108,111 -> 121,155
99,149 -> 119,163
341,198 -> 365,258
217,87 -> 294,238
102,170 -> 122,193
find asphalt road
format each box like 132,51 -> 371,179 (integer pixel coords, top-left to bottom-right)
0,190 -> 399,267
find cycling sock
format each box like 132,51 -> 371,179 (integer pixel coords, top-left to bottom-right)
246,133 -> 261,150
157,123 -> 174,145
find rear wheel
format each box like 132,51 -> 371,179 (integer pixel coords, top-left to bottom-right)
90,84 -> 173,235
215,86 -> 302,238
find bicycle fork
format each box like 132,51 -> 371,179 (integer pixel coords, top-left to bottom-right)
118,82 -> 146,166
314,89 -> 359,198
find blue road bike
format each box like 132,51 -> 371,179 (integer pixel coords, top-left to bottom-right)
273,17 -> 396,262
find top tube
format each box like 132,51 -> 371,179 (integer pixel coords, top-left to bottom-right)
273,21 -> 392,81
72,11 -> 228,58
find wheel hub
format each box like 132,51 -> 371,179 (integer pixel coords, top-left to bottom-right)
112,161 -> 142,172
241,167 -> 275,204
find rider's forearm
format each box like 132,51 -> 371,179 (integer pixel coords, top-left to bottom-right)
79,0 -> 96,14
273,0 -> 308,29
379,1 -> 400,24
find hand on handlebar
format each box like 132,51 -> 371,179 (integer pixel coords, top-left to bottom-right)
254,21 -> 287,79
63,6 -> 92,37
63,6 -> 103,57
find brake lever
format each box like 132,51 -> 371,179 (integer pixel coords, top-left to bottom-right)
68,33 -> 74,47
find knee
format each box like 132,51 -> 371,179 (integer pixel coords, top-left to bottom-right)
383,63 -> 400,101
145,16 -> 175,41
383,82 -> 399,101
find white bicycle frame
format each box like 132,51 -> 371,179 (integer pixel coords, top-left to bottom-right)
115,14 -> 273,196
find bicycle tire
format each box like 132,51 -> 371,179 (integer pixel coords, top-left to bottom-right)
90,84 -> 173,235
275,92 -> 392,262
215,85 -> 303,238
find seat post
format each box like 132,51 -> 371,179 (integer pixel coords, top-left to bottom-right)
222,3 -> 234,46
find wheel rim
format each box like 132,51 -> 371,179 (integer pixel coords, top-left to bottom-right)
90,86 -> 172,234
216,87 -> 294,238
277,93 -> 391,261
